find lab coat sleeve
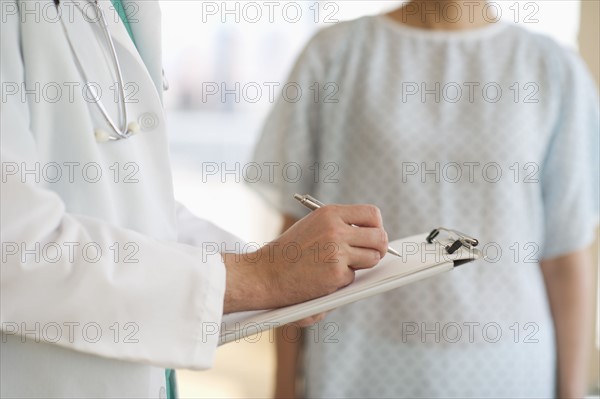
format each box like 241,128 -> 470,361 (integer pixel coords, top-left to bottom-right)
0,7 -> 225,371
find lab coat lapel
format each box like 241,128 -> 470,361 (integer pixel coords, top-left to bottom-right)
122,0 -> 164,100
96,0 -> 138,54
94,0 -> 163,100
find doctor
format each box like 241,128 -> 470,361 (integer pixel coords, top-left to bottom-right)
0,0 -> 390,397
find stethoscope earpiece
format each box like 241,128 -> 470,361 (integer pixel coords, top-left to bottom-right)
94,129 -> 112,143
95,122 -> 141,142
127,122 -> 141,135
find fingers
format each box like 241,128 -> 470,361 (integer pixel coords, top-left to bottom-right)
345,225 -> 389,259
334,266 -> 356,287
325,204 -> 384,228
312,204 -> 389,262
293,312 -> 329,328
269,203 -> 387,305
346,246 -> 384,270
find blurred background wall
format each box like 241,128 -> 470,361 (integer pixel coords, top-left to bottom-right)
578,0 -> 600,394
158,1 -> 599,397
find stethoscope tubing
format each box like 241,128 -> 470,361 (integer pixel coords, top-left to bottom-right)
55,0 -> 132,141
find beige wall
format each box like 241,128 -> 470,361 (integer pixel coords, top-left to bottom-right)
579,0 -> 600,86
578,0 -> 600,394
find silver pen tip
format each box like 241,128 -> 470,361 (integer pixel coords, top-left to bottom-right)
387,247 -> 402,257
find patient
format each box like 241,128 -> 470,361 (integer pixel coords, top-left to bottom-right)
251,0 -> 599,397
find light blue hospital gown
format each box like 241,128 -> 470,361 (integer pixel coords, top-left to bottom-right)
251,16 -> 599,398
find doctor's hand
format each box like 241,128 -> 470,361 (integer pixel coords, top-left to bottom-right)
222,204 -> 388,314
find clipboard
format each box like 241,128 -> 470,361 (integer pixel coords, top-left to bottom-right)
218,228 -> 481,345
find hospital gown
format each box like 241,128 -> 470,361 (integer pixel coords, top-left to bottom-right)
251,16 -> 599,398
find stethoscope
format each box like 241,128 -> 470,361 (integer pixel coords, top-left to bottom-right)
55,0 -> 167,142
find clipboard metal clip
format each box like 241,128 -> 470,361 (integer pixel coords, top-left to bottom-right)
426,227 -> 479,255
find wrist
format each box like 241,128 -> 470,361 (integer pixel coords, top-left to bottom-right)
222,248 -> 278,313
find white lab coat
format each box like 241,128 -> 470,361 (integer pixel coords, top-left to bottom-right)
1,0 -> 238,397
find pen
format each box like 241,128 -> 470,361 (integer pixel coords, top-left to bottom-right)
294,193 -> 402,258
